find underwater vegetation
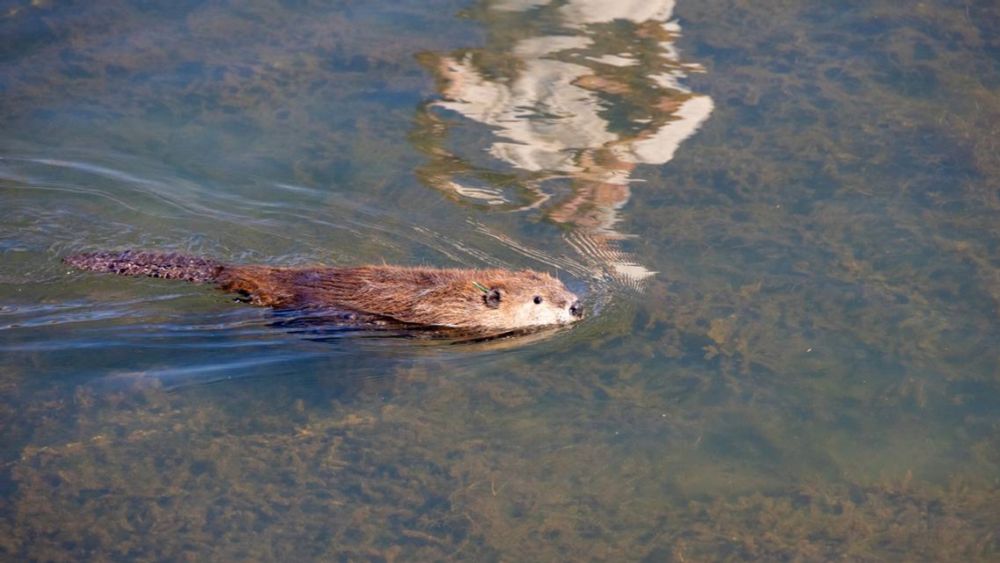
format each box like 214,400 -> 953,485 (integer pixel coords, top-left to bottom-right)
0,371 -> 997,561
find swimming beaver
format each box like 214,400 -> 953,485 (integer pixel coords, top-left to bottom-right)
64,250 -> 583,331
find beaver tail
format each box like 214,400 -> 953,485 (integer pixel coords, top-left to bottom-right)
64,250 -> 225,284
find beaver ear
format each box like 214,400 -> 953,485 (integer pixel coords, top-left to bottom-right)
484,288 -> 502,309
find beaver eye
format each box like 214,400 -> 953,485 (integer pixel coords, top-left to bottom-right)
533,295 -> 543,305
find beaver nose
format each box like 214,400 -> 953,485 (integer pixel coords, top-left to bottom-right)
569,301 -> 583,318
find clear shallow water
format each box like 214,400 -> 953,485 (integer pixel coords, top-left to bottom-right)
2,0 -> 999,560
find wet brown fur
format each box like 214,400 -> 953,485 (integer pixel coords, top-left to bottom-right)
65,251 -> 582,330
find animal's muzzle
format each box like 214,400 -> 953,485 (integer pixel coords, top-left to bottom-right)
569,301 -> 583,318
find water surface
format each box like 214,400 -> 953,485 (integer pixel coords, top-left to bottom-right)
2,0 -> 999,560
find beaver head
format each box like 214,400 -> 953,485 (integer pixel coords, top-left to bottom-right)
462,270 -> 583,331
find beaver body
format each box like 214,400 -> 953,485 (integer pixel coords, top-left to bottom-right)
64,251 -> 583,332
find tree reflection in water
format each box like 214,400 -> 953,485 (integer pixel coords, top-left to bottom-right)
414,0 -> 713,287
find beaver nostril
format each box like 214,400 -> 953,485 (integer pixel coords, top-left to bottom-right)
569,301 -> 583,318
